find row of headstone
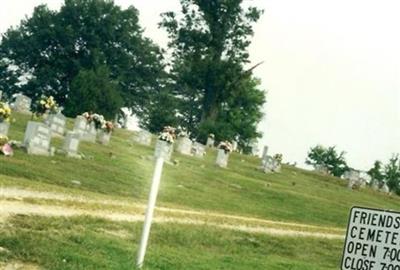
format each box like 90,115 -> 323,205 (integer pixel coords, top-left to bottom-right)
344,169 -> 367,189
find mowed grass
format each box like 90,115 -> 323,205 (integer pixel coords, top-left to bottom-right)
2,112 -> 399,269
2,112 -> 400,228
0,215 -> 343,270
1,113 -> 399,228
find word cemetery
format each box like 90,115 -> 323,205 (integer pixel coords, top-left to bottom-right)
342,207 -> 400,270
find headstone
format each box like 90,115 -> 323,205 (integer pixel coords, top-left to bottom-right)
154,140 -> 173,161
73,116 -> 87,134
192,142 -> 206,158
314,164 -> 329,175
262,146 -> 269,159
45,113 -> 66,137
380,184 -> 390,194
133,130 -> 152,146
63,131 -> 81,158
82,122 -> 97,142
232,141 -> 238,152
23,121 -> 52,156
175,137 -> 192,156
206,137 -> 215,148
344,169 -> 366,189
13,95 -> 31,114
97,130 -> 111,145
262,155 -> 281,173
249,139 -> 259,156
73,116 -> 96,142
216,149 -> 229,168
0,122 -> 10,136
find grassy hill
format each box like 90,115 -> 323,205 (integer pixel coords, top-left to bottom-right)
1,112 -> 399,269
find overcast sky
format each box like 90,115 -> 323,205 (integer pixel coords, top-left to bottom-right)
1,0 -> 399,170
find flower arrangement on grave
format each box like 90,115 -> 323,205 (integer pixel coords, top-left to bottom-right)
158,126 -> 176,144
91,114 -> 105,130
0,135 -> 13,156
273,153 -> 283,165
218,141 -> 233,154
0,102 -> 11,123
176,127 -> 189,138
33,95 -> 58,116
82,112 -> 93,123
102,121 -> 114,134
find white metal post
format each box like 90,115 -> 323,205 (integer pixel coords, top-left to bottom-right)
136,156 -> 165,268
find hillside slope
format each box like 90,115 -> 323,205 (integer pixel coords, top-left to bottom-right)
1,113 -> 399,269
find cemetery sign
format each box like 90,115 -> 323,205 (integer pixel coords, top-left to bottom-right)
341,206 -> 400,270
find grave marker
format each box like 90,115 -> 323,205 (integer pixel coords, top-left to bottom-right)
192,142 -> 206,158
0,122 -> 9,136
133,130 -> 152,146
23,121 -> 52,156
45,112 -> 66,137
97,130 -> 111,145
175,137 -> 192,156
13,95 -> 31,114
63,131 -> 81,158
216,149 -> 229,168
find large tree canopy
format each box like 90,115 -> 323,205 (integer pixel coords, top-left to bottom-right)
0,0 -> 165,118
160,0 -> 266,144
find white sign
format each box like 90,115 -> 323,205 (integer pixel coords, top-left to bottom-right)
341,206 -> 400,270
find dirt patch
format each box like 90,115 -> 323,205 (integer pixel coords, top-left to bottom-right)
0,200 -> 344,239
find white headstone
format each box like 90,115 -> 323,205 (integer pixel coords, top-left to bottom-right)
249,139 -> 259,156
175,137 -> 192,155
232,141 -> 238,152
73,116 -> 87,133
133,130 -> 152,146
63,131 -> 81,158
154,140 -> 173,161
13,95 -> 31,114
73,116 -> 96,142
216,149 -> 229,168
45,113 -> 66,137
192,142 -> 206,158
263,155 -> 281,173
206,137 -> 215,148
380,184 -> 390,194
262,145 -> 269,159
97,130 -> 111,145
0,122 -> 10,136
23,121 -> 52,156
345,169 -> 366,189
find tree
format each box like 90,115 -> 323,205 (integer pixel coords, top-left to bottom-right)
0,58 -> 20,100
160,0 -> 265,143
306,145 -> 349,177
64,66 -> 122,119
0,0 -> 165,117
383,155 -> 400,195
367,161 -> 385,187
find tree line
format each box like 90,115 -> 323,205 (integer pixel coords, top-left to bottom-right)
0,0 -> 265,149
306,145 -> 400,195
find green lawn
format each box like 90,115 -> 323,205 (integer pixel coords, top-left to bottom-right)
1,112 -> 399,269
